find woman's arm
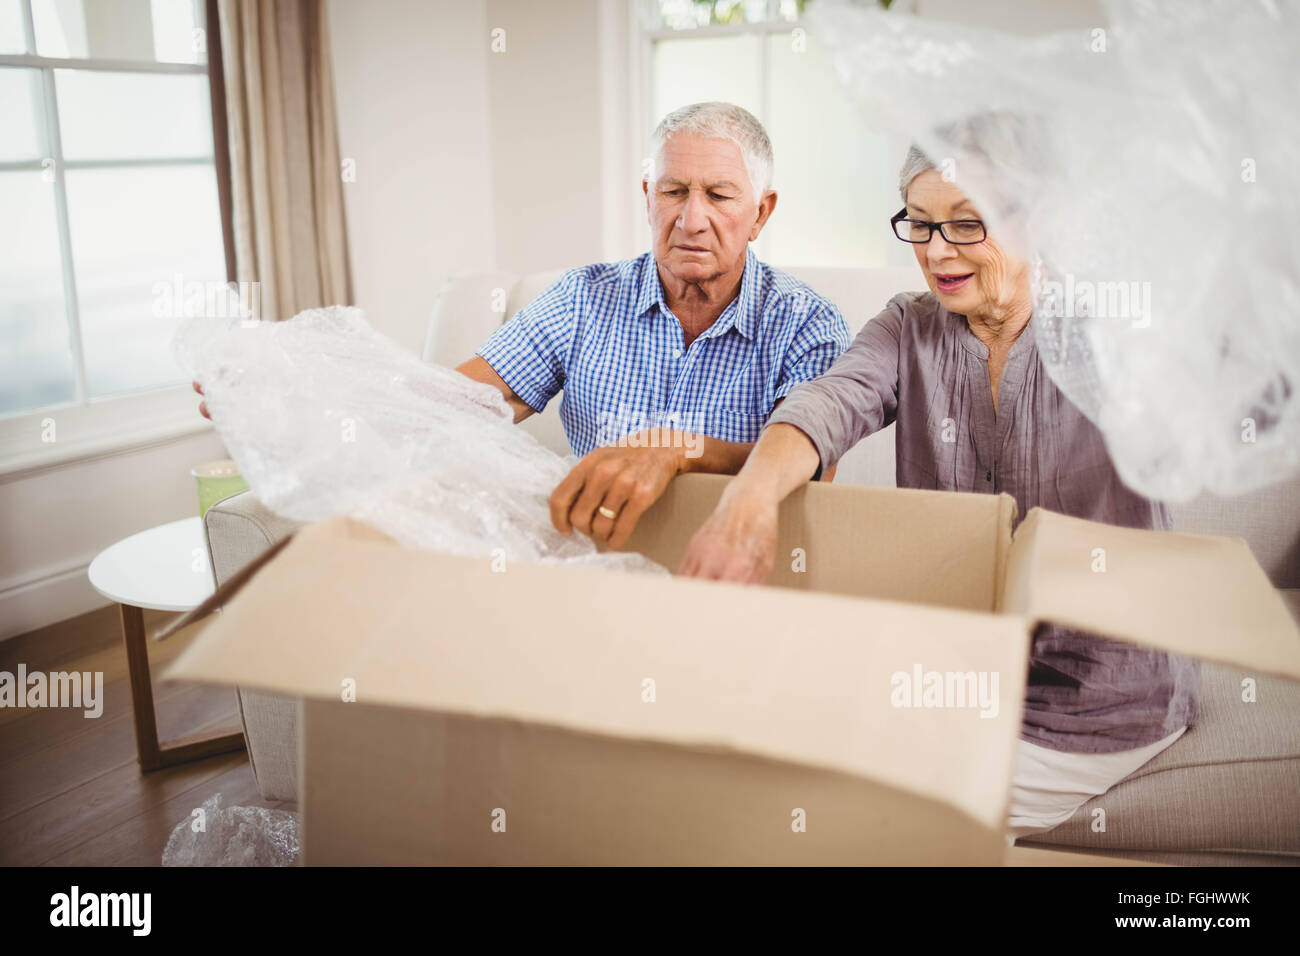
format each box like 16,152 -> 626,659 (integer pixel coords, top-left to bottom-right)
763,298 -> 904,477
678,297 -> 908,582
676,423 -> 820,583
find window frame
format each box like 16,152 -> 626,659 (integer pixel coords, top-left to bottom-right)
0,0 -> 232,477
640,0 -> 806,125
634,0 -> 811,262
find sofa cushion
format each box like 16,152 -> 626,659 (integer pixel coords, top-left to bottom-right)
1019,659 -> 1300,859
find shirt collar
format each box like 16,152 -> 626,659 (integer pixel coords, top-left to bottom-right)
638,247 -> 760,341
635,253 -> 670,319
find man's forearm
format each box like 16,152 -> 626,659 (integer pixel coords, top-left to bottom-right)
454,356 -> 535,423
677,433 -> 754,476
662,426 -> 832,483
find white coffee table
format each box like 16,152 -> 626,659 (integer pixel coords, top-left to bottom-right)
88,516 -> 245,772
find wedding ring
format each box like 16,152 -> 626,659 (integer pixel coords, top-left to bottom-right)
598,506 -> 618,520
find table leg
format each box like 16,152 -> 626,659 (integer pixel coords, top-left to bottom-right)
118,603 -> 245,772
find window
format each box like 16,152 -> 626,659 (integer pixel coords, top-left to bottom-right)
641,0 -> 911,269
0,0 -> 228,420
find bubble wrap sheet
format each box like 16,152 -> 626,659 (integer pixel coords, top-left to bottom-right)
175,306 -> 664,574
161,793 -> 300,867
810,0 -> 1300,501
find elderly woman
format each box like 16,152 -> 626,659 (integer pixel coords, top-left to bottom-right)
678,135 -> 1200,843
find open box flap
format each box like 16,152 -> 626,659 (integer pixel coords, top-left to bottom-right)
154,514 -> 394,643
1001,507 -> 1300,680
165,514 -> 1031,832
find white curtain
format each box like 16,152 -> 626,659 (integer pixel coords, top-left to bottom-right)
217,0 -> 352,320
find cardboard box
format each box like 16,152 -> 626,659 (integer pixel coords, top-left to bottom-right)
161,474 -> 1300,865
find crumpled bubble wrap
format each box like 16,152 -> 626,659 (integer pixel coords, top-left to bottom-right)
809,0 -> 1300,501
161,793 -> 300,866
174,305 -> 663,574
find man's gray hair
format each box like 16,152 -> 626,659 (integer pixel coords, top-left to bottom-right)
648,101 -> 774,204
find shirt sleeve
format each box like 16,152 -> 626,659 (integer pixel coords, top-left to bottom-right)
475,272 -> 580,414
773,299 -> 853,402
764,295 -> 906,471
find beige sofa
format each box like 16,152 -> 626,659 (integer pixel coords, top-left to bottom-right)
203,265 -> 1300,864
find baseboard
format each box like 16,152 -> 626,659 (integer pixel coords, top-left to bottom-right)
0,554 -> 110,642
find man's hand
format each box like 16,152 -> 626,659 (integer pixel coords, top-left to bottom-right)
549,433 -> 685,551
677,486 -> 779,584
192,380 -> 210,420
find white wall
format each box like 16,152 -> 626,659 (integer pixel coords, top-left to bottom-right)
326,0 -> 497,355
0,428 -> 226,641
327,0 -> 624,361
485,0 -> 608,275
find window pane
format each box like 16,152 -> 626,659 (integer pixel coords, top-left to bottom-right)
0,0 -> 26,54
0,171 -> 76,415
0,67 -> 46,162
32,0 -> 206,64
64,165 -> 226,398
56,70 -> 213,161
764,31 -> 902,267
653,35 -> 763,124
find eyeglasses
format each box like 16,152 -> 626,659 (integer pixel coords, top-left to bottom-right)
890,208 -> 987,245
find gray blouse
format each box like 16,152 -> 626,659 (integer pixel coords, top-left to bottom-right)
766,291 -> 1199,754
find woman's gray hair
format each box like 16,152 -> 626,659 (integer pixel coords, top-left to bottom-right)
897,111 -> 1048,209
898,144 -> 934,203
648,101 -> 774,204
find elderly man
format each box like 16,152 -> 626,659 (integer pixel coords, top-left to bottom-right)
195,102 -> 848,545
456,101 -> 850,549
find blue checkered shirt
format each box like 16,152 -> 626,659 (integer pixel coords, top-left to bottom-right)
476,249 -> 851,457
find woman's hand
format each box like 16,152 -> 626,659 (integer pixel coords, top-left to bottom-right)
678,422 -> 820,583
677,485 -> 779,584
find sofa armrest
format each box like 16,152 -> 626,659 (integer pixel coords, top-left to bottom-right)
199,490 -> 304,804
424,269 -> 520,366
203,490 -> 304,588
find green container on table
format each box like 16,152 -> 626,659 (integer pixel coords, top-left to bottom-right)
192,459 -> 249,518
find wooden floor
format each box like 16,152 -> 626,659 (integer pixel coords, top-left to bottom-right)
0,604 -> 292,866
